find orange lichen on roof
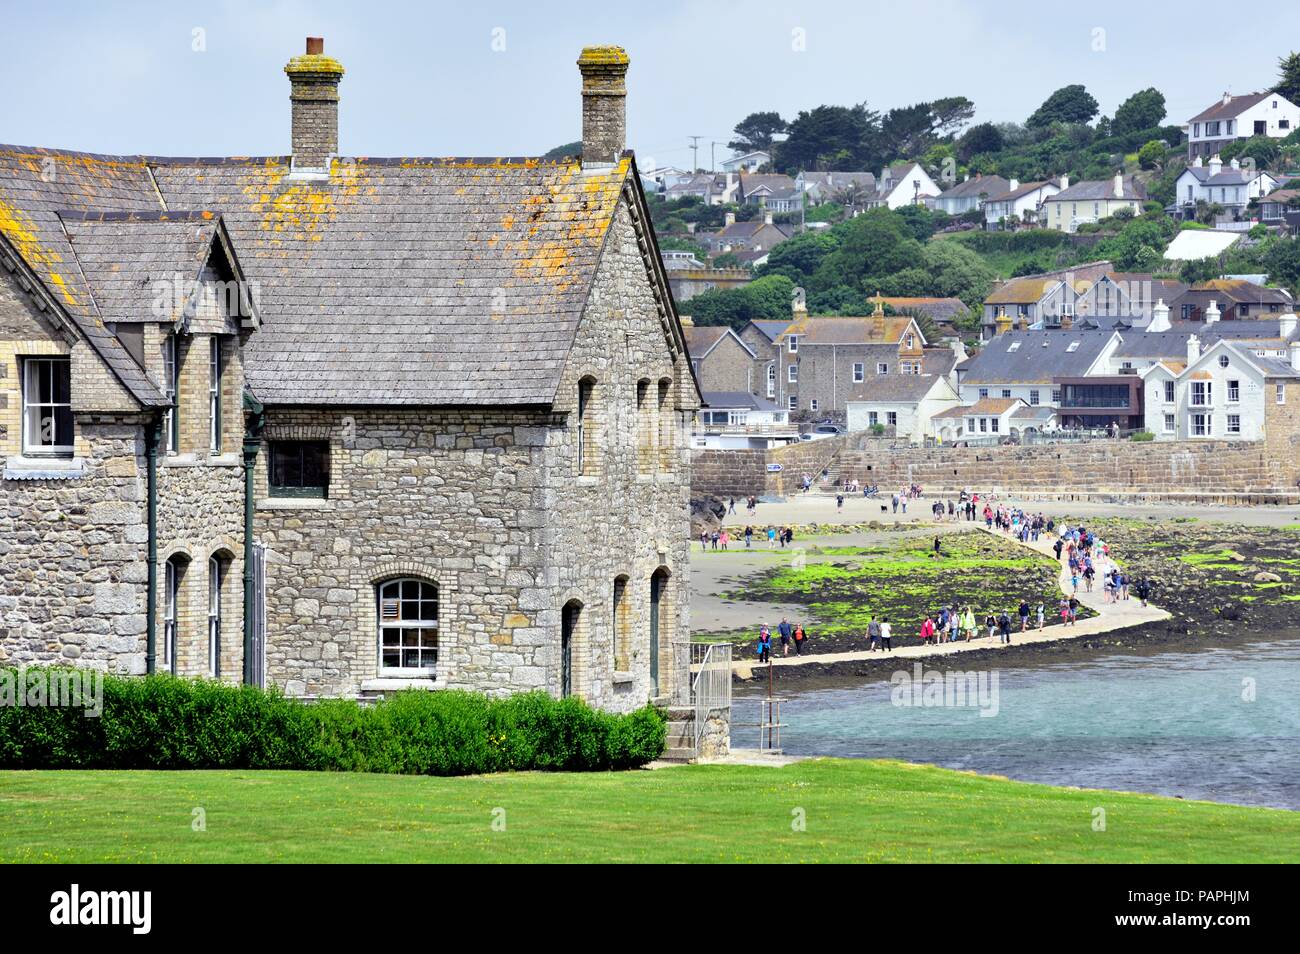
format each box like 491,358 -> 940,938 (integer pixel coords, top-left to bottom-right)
0,196 -> 77,305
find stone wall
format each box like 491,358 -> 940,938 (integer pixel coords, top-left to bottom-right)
691,436 -> 846,498
694,330 -> 759,395
834,438 -> 1296,494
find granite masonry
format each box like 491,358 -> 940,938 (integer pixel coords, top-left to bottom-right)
0,40 -> 699,712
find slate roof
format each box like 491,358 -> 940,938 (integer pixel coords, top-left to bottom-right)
1047,176 -> 1145,202
798,316 -> 918,345
935,176 -> 1010,200
1182,165 -> 1268,186
0,146 -> 168,405
921,347 -> 958,377
868,295 -> 970,323
1173,279 -> 1292,305
1188,91 -> 1273,124
749,319 -> 791,342
58,210 -> 230,324
0,145 -> 658,406
959,331 -> 1115,384
847,373 -> 947,403
700,390 -> 782,410
685,324 -> 753,359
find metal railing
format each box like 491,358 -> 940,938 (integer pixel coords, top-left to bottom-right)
688,641 -> 732,754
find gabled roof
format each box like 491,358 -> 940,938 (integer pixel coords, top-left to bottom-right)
748,319 -> 792,342
985,277 -> 1059,305
959,331 -> 1116,384
1187,91 -> 1277,124
985,180 -> 1054,203
684,324 -> 755,360
868,295 -> 969,322
934,396 -> 1023,418
0,146 -> 168,406
935,176 -> 1010,200
1046,176 -> 1145,202
797,316 -> 923,346
1177,279 -> 1292,304
1181,165 -> 1271,186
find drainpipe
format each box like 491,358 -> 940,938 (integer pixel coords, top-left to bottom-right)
145,414 -> 162,675
241,391 -> 266,685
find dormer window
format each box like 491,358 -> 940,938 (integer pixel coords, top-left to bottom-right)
788,336 -> 798,354
1007,342 -> 1021,353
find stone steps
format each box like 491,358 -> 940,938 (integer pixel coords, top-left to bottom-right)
660,706 -> 698,762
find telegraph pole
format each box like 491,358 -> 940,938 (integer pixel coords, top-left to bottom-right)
689,135 -> 701,172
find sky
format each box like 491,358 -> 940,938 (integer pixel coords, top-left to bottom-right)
3,0 -> 1300,169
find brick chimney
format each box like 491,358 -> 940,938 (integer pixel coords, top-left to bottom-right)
577,46 -> 629,167
285,37 -> 345,170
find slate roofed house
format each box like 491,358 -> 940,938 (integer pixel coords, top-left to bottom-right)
866,294 -> 972,339
1186,90 -> 1300,160
1257,187 -> 1300,227
1172,154 -> 1282,221
845,372 -> 960,443
955,330 -> 1120,410
683,322 -> 760,395
982,176 -> 1064,229
932,397 -> 1026,443
737,172 -> 802,212
981,260 -> 1114,338
795,170 -> 877,207
1042,173 -> 1146,233
931,175 -> 1010,216
0,39 -> 699,710
699,210 -> 792,254
1167,279 -> 1293,322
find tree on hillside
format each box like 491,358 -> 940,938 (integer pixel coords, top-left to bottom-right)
774,103 -> 881,172
1274,52 -> 1300,105
728,111 -> 788,154
1137,140 -> 1167,170
957,122 -> 1004,161
686,274 -> 796,331
1026,85 -> 1100,128
756,229 -> 841,287
1112,88 -> 1167,137
1221,135 -> 1281,170
879,97 -> 975,162
814,208 -> 924,292
542,141 -> 582,159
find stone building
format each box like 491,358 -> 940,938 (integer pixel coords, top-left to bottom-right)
0,40 -> 698,710
683,322 -> 759,395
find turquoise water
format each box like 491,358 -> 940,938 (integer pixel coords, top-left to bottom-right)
750,638 -> 1300,810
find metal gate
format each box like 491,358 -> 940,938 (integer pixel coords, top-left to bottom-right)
249,543 -> 267,688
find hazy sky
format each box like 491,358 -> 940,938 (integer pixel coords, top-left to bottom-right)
4,0 -> 1299,169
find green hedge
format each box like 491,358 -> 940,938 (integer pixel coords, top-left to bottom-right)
0,671 -> 665,775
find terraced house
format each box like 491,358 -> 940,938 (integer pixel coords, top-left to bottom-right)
0,40 -> 698,709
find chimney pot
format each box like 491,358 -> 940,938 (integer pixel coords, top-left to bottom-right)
577,46 -> 630,167
1290,339 -> 1300,372
284,37 -> 345,169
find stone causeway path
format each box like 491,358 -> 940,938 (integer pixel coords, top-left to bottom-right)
730,526 -> 1172,678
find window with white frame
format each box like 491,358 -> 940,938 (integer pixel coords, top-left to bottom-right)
788,395 -> 797,411
1278,383 -> 1287,404
868,411 -> 878,426
853,362 -> 865,383
1029,389 -> 1040,406
1219,355 -> 1230,369
978,417 -> 987,433
163,557 -> 182,675
1227,414 -> 1241,434
886,411 -> 898,426
810,399 -> 819,412
766,364 -> 775,398
21,357 -> 73,456
208,556 -> 224,678
162,334 -> 179,454
876,362 -> 888,375
788,364 -> 798,383
209,338 -> 223,453
901,361 -> 920,375
1227,379 -> 1240,403
978,388 -> 988,399
378,578 -> 439,673
788,336 -> 798,354
1190,413 -> 1210,436
990,418 -> 999,433
1191,381 -> 1212,407
1163,413 -> 1175,433
1164,380 -> 1175,404
1052,388 -> 1062,404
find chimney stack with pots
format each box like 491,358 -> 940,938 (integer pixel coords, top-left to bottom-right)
1291,339 -> 1300,372
1149,298 -> 1171,332
284,37 -> 345,170
577,46 -> 629,167
1280,311 -> 1297,339
1205,299 -> 1221,324
1113,171 -> 1124,198
1187,333 -> 1201,364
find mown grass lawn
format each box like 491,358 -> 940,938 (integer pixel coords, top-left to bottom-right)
1,759 -> 1296,862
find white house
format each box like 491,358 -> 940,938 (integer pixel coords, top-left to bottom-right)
845,373 -> 959,443
932,174 -> 1011,215
983,177 -> 1064,229
1186,91 -> 1300,160
1173,155 -> 1282,220
720,151 -> 771,174
1141,335 -> 1300,440
869,162 -> 940,209
931,397 -> 1025,443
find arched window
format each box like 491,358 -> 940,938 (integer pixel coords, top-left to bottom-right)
561,600 -> 582,698
766,363 -> 776,398
208,555 -> 228,679
577,376 -> 599,476
377,579 -> 439,674
657,377 -> 674,471
636,379 -> 654,474
612,575 -> 631,672
649,568 -> 672,697
163,555 -> 188,675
